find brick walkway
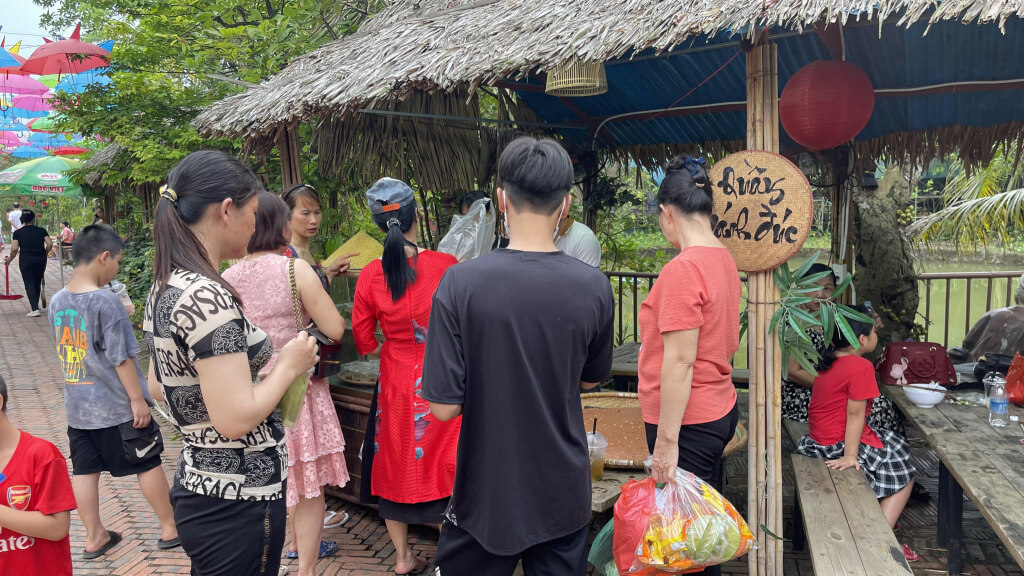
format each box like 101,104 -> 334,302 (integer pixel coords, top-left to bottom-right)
0,250 -> 1021,575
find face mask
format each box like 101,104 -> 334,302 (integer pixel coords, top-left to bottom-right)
553,197 -> 568,242
501,196 -> 512,239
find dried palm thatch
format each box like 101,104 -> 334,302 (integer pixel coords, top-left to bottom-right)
194,0 -> 1024,183
80,143 -> 129,188
194,0 -> 1023,139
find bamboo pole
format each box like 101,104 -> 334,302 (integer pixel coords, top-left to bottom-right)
746,39 -> 783,576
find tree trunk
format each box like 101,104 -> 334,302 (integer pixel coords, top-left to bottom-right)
851,168 -> 920,345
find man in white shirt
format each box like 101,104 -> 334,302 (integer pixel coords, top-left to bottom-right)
554,217 -> 602,267
7,203 -> 23,234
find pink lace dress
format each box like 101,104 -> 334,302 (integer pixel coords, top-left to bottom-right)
224,254 -> 350,507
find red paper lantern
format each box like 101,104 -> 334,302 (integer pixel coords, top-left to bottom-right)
780,60 -> 875,151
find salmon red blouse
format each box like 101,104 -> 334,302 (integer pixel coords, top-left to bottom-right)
638,246 -> 742,426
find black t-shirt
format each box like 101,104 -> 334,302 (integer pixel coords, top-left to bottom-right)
422,249 -> 614,555
12,225 -> 50,258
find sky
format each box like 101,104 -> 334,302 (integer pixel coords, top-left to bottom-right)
2,0 -> 52,53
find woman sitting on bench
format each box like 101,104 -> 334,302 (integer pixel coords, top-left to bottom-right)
795,305 -> 919,563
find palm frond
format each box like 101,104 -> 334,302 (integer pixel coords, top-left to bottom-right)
909,186 -> 1024,250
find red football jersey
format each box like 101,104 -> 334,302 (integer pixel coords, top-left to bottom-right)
0,431 -> 77,576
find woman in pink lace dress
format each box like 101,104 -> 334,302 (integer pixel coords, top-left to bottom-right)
223,192 -> 350,576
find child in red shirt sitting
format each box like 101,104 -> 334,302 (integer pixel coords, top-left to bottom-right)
795,305 -> 919,562
0,372 -> 77,576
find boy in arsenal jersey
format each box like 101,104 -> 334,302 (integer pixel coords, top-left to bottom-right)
0,373 -> 76,576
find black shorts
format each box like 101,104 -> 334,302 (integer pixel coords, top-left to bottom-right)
68,424 -> 163,477
435,521 -> 588,576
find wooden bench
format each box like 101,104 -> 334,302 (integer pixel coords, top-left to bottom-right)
784,420 -> 913,576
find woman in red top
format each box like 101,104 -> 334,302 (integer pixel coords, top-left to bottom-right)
795,305 -> 918,562
351,178 -> 460,575
639,157 -> 742,574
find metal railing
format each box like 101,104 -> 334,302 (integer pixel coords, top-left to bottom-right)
606,269 -> 1023,351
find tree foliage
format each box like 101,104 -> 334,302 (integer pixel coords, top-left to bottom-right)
36,0 -> 387,183
909,144 -> 1024,253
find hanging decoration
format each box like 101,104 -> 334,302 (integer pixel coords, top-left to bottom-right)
779,60 -> 875,151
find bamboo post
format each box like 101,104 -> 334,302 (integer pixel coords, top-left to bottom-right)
277,123 -> 303,190
745,39 -> 784,576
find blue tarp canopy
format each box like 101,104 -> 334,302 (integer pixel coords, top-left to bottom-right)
505,18 -> 1024,156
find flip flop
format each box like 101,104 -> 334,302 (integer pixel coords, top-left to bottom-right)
157,537 -> 181,550
82,530 -> 122,560
902,543 -> 920,562
323,510 -> 349,529
284,540 -> 338,560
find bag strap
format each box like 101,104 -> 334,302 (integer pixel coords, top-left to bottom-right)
287,258 -> 303,332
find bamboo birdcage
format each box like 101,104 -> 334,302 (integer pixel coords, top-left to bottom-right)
545,58 -> 608,97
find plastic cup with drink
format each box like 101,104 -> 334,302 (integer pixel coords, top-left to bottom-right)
587,418 -> 607,482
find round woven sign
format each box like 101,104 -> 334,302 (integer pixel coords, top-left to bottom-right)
707,150 -> 813,272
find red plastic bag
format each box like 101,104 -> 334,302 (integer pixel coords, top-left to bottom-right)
1006,353 -> 1024,405
614,478 -> 658,575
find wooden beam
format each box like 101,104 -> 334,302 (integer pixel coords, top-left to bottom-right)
277,123 -> 302,190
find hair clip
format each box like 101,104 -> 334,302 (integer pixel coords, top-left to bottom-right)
159,184 -> 178,206
386,217 -> 401,228
684,156 -> 707,178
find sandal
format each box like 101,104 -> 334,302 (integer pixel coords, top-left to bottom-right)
82,530 -> 122,560
284,540 -> 338,560
902,543 -> 920,562
911,483 -> 931,502
323,510 -> 349,529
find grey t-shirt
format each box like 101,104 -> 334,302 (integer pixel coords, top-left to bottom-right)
49,288 -> 148,430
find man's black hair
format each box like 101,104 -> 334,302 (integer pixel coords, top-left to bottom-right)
459,190 -> 491,213
497,137 -> 574,214
0,373 -> 7,411
72,224 -> 124,267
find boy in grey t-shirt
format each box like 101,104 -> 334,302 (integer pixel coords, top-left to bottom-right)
47,225 -> 179,558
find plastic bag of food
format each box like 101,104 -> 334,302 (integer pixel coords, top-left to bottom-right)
437,199 -> 495,262
629,468 -> 755,573
589,519 -> 616,575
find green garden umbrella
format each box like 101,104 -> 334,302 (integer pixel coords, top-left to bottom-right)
0,156 -> 84,197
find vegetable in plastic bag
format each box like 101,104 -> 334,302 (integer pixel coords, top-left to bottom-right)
437,199 -> 496,262
616,468 -> 755,574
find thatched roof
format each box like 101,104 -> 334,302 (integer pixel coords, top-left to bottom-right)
194,0 -> 1024,141
81,143 -> 127,188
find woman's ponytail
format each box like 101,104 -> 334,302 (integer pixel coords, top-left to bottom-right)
153,150 -> 260,302
377,204 -> 418,302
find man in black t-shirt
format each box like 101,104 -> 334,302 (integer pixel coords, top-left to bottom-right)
422,137 -> 614,575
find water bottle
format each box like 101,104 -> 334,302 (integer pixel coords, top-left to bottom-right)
988,379 -> 1009,428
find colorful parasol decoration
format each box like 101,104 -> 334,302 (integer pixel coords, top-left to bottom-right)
54,70 -> 111,93
0,119 -> 28,131
53,146 -> 87,156
0,132 -> 26,148
0,41 -> 28,77
26,116 -> 63,132
10,146 -> 49,159
0,75 -> 50,96
11,95 -> 54,113
20,24 -> 111,76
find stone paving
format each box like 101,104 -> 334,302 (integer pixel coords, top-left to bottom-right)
0,250 -> 1021,575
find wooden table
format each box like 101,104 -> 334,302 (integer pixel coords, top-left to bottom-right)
881,385 -> 1024,575
611,342 -> 749,391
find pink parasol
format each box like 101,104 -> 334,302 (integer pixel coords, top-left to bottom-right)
0,132 -> 25,147
53,146 -> 87,156
11,95 -> 54,112
20,24 -> 110,76
0,75 -> 50,96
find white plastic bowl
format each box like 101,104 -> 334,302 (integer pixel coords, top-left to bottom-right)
902,383 -> 946,408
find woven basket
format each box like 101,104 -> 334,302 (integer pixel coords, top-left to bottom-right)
546,58 -> 608,97
581,392 -> 748,469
